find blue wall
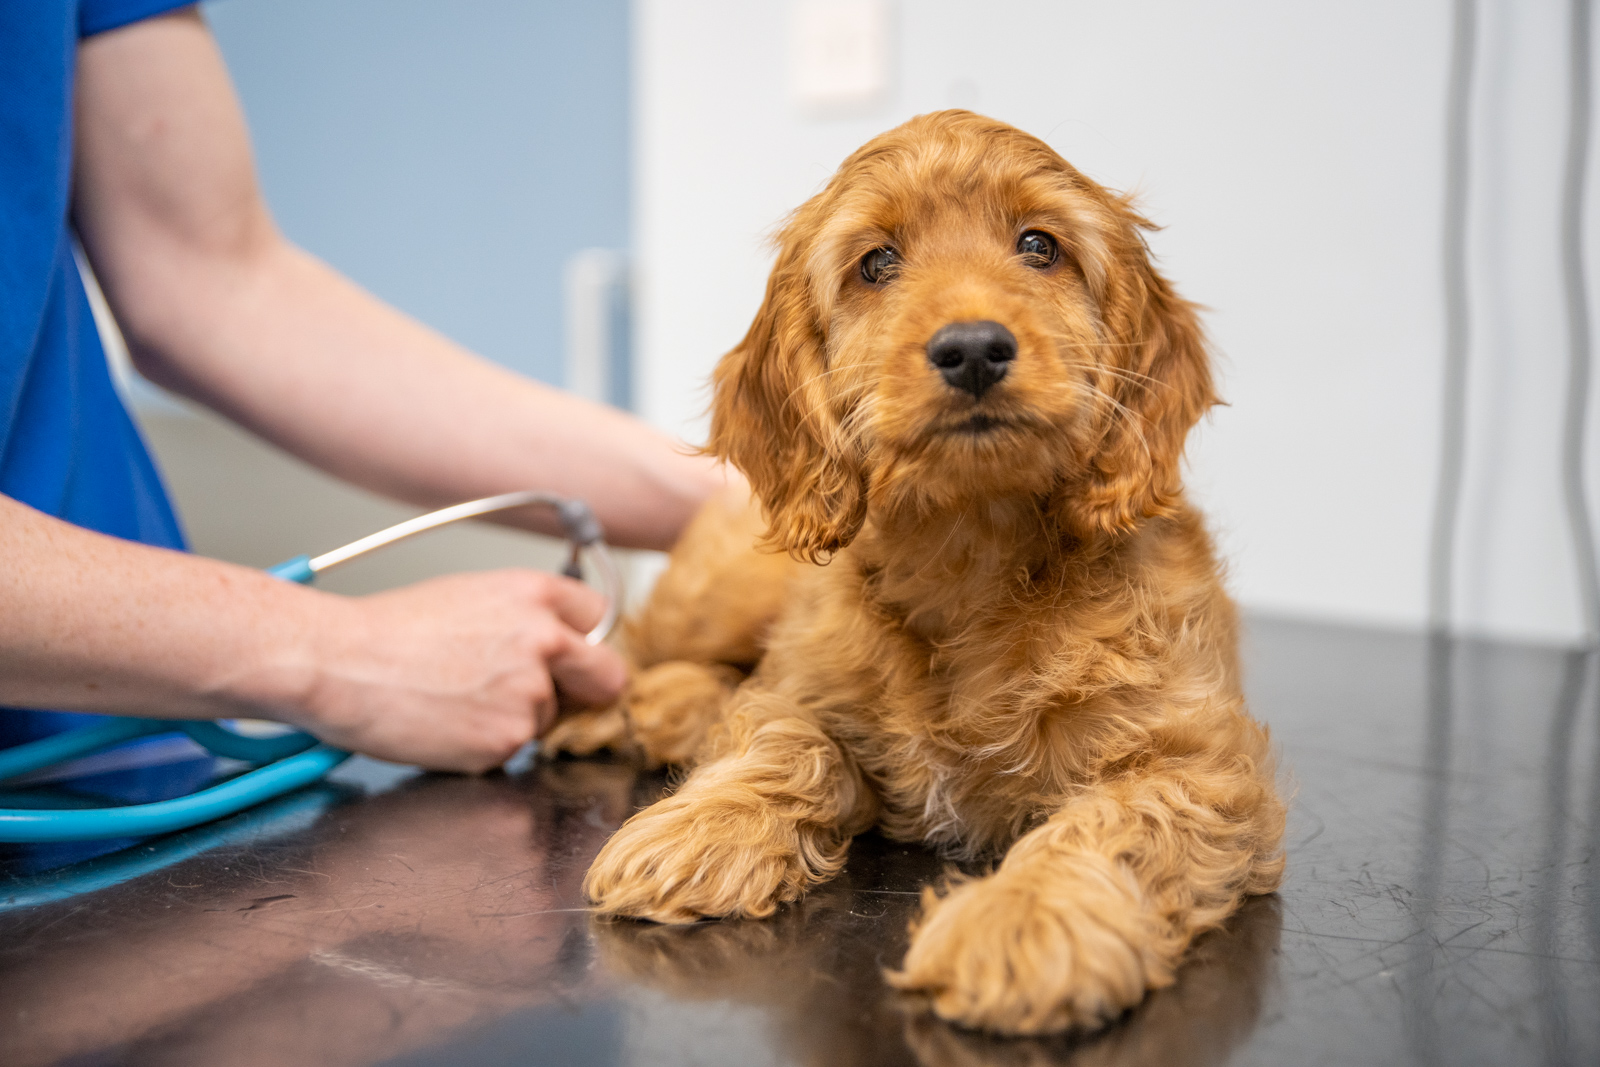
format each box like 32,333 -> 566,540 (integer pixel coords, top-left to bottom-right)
204,0 -> 630,384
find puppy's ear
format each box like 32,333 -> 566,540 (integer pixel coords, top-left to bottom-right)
1052,223 -> 1216,543
708,235 -> 866,563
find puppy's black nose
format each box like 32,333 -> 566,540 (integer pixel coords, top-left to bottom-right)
926,320 -> 1017,398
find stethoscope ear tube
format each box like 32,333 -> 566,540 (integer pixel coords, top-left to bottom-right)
272,490 -> 622,645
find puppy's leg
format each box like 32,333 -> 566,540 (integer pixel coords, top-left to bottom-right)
889,742 -> 1284,1035
626,483 -> 796,669
585,689 -> 876,923
545,485 -> 791,764
542,661 -> 740,764
623,660 -> 743,767
541,705 -> 637,760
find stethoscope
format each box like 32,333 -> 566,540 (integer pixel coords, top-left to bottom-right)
0,491 -> 620,845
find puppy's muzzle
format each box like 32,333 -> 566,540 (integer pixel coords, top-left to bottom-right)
926,320 -> 1017,399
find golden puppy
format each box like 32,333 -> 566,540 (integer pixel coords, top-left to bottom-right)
558,109 -> 1285,1035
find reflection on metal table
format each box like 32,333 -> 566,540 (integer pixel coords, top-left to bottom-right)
1,617 -> 1597,1066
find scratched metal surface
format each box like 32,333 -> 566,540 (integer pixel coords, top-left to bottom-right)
1,617 -> 1596,1066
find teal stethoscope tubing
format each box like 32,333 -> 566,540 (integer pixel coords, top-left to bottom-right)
1,786 -> 342,910
0,491 -> 618,844
0,560 -> 343,843
0,746 -> 349,843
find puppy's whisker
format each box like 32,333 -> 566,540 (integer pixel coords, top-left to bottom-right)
1045,334 -> 1144,352
788,362 -> 889,400
833,402 -> 879,452
785,370 -> 891,438
1070,380 -> 1155,468
1050,338 -> 1144,351
786,398 -> 879,459
794,363 -> 874,391
1059,361 -> 1170,391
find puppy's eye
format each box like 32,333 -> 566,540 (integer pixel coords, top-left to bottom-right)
860,247 -> 900,284
1017,230 -> 1059,268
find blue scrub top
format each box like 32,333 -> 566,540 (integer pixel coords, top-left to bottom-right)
1,1 -> 195,751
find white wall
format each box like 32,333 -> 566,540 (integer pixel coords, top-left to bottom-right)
633,0 -> 1600,644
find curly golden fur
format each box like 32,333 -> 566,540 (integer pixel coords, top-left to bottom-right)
551,110 -> 1285,1035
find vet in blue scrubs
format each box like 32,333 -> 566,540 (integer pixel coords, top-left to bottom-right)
1,1 -> 200,796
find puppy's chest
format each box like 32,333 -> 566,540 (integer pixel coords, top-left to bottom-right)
810,611 -> 1116,847
781,558 -> 1156,844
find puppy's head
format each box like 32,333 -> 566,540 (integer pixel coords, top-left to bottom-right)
710,110 -> 1214,562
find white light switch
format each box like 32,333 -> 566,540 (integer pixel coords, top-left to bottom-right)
790,0 -> 892,112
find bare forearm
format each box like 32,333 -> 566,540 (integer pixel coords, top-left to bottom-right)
0,494 -> 318,720
70,10 -> 725,551
108,236 -> 716,549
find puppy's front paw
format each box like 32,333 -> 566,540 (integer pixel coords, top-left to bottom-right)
624,661 -> 742,768
888,869 -> 1174,1035
542,705 -> 639,760
584,795 -> 817,923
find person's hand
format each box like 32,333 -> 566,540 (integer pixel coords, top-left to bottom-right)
285,569 -> 625,772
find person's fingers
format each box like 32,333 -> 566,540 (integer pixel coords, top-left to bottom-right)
313,569 -> 623,766
544,635 -> 627,716
522,570 -> 610,635
526,685 -> 559,748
